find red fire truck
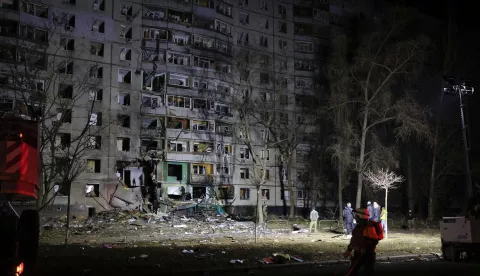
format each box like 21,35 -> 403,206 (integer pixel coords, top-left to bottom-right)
0,116 -> 40,276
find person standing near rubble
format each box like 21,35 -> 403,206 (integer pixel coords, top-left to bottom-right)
262,198 -> 268,222
343,203 -> 354,237
309,207 -> 319,233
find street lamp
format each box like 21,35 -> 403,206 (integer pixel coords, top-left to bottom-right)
443,77 -> 475,197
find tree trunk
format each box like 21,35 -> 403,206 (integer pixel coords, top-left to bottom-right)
287,159 -> 295,218
64,183 -> 71,247
279,161 -> 287,216
338,164 -> 344,223
356,122 -> 368,209
407,150 -> 414,211
385,189 -> 389,239
257,187 -> 263,224
428,106 -> 441,221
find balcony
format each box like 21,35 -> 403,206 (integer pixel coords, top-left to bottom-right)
191,174 -> 214,184
140,128 -> 163,137
167,9 -> 192,25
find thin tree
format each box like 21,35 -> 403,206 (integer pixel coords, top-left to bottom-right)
363,168 -> 405,239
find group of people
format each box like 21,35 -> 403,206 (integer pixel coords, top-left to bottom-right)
343,201 -> 387,237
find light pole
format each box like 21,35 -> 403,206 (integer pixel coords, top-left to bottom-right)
443,77 -> 475,197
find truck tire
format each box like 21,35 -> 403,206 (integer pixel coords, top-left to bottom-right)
17,210 -> 39,275
0,215 -> 19,275
442,244 -> 460,262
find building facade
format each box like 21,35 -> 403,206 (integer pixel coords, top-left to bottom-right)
0,0 -> 371,215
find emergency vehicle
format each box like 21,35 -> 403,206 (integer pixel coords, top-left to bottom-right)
0,116 -> 40,276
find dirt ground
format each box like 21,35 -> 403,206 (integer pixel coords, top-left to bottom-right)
37,212 -> 442,276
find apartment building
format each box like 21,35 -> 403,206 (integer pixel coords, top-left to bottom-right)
0,0 -> 370,215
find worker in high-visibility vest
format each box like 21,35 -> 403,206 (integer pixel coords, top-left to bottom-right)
343,208 -> 384,276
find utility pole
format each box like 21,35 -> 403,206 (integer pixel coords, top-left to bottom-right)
443,77 -> 475,197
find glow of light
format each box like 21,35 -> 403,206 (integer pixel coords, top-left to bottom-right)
16,262 -> 24,275
19,133 -> 23,138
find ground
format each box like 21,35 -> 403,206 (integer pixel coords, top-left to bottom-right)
36,211 -> 442,275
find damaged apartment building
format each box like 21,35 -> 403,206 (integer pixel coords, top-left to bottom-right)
0,0 -> 370,215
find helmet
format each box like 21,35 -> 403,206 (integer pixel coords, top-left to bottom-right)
354,208 -> 370,220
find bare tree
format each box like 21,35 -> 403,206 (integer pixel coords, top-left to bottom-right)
0,18 -> 111,228
329,8 -> 431,208
363,168 -> 405,238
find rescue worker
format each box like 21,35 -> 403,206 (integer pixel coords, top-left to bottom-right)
372,202 -> 381,222
343,208 -> 384,276
380,207 -> 387,233
309,207 -> 319,233
343,203 -> 354,237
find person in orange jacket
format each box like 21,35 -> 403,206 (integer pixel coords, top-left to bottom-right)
343,208 -> 384,276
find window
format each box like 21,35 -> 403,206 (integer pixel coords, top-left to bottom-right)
58,84 -> 73,99
239,12 -> 249,25
143,28 -> 167,40
171,31 -> 190,45
85,184 -> 99,197
56,133 -> 71,148
117,137 -> 130,152
278,4 -> 286,16
88,136 -> 102,149
57,61 -> 74,74
278,39 -> 287,50
216,1 -> 232,17
169,140 -> 188,152
295,59 -> 315,71
142,95 -> 161,108
192,164 -> 207,175
86,159 -> 101,173
191,120 -> 214,131
143,72 -> 166,91
89,65 -> 103,78
260,73 -> 269,84
193,56 -> 214,69
141,140 -> 159,151
53,12 -> 75,28
261,169 -> 270,180
281,191 -> 290,200
238,0 -> 248,6
314,9 -> 329,21
193,142 -> 214,153
118,93 -> 130,106
120,48 -> 132,61
167,95 -> 191,108
261,149 -> 270,160
91,20 -> 105,33
237,32 -> 249,46
142,48 -> 164,62
295,41 -> 314,52
60,37 -> 74,51
167,52 -> 190,66
1,0 -> 16,9
259,0 -> 267,10
295,78 -> 313,89
240,148 -> 250,159
260,129 -> 269,141
19,25 -> 47,43
240,188 -> 250,200
117,114 -> 130,128
168,74 -> 188,87
215,19 -> 231,35
121,4 -> 133,16
262,189 -> 270,200
89,88 -> 103,101
259,18 -> 268,29
90,42 -> 104,56
118,69 -> 132,83
93,0 -> 105,11
22,1 -> 48,18
89,112 -> 102,125
193,98 -> 213,110
259,36 -> 268,47
240,168 -> 249,179
141,117 -> 159,129
279,21 -> 287,33
215,103 -> 230,115
143,6 -> 166,19
217,143 -> 232,154
193,34 -> 214,50
194,0 -> 213,8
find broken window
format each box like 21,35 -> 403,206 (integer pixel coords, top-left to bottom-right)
240,168 -> 249,179
58,84 -> 73,99
143,28 -> 167,40
259,0 -> 267,10
88,135 -> 102,149
192,164 -> 207,175
259,18 -> 268,29
143,6 -> 166,19
117,114 -> 130,128
89,65 -> 103,78
53,12 -> 75,28
143,72 -> 166,92
89,88 -> 103,101
261,169 -> 270,180
279,22 -> 287,33
168,73 -> 188,87
167,95 -> 191,108
171,31 -> 190,45
90,42 -> 104,56
120,27 -> 132,40
119,47 -> 132,61
240,188 -> 250,200
57,109 -> 72,123
168,117 -> 188,129
193,142 -> 213,153
260,73 -> 269,84
192,120 -> 214,131
167,52 -> 190,66
168,164 -> 183,181
214,19 -> 231,35
141,139 -> 159,151
215,104 -> 230,116
89,112 -> 102,125
117,137 -> 130,151
295,41 -> 313,52
92,0 -> 105,11
55,133 -> 71,149
259,36 -> 268,47
278,4 -> 287,16
239,12 -> 249,25
142,95 -> 161,108
19,24 -> 48,43
240,148 -> 250,159
218,186 -> 234,200
141,117 -> 158,129
86,159 -> 101,173
118,93 -> 131,106
120,4 -> 133,16
169,140 -> 188,152
193,56 -> 214,69
60,37 -> 75,51
91,20 -> 105,33
192,99 -> 214,110
57,61 -> 74,74
85,184 -> 99,197
261,149 -> 270,160
261,189 -> 270,200
192,34 -> 214,49
216,1 -> 232,17
118,68 -> 132,83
